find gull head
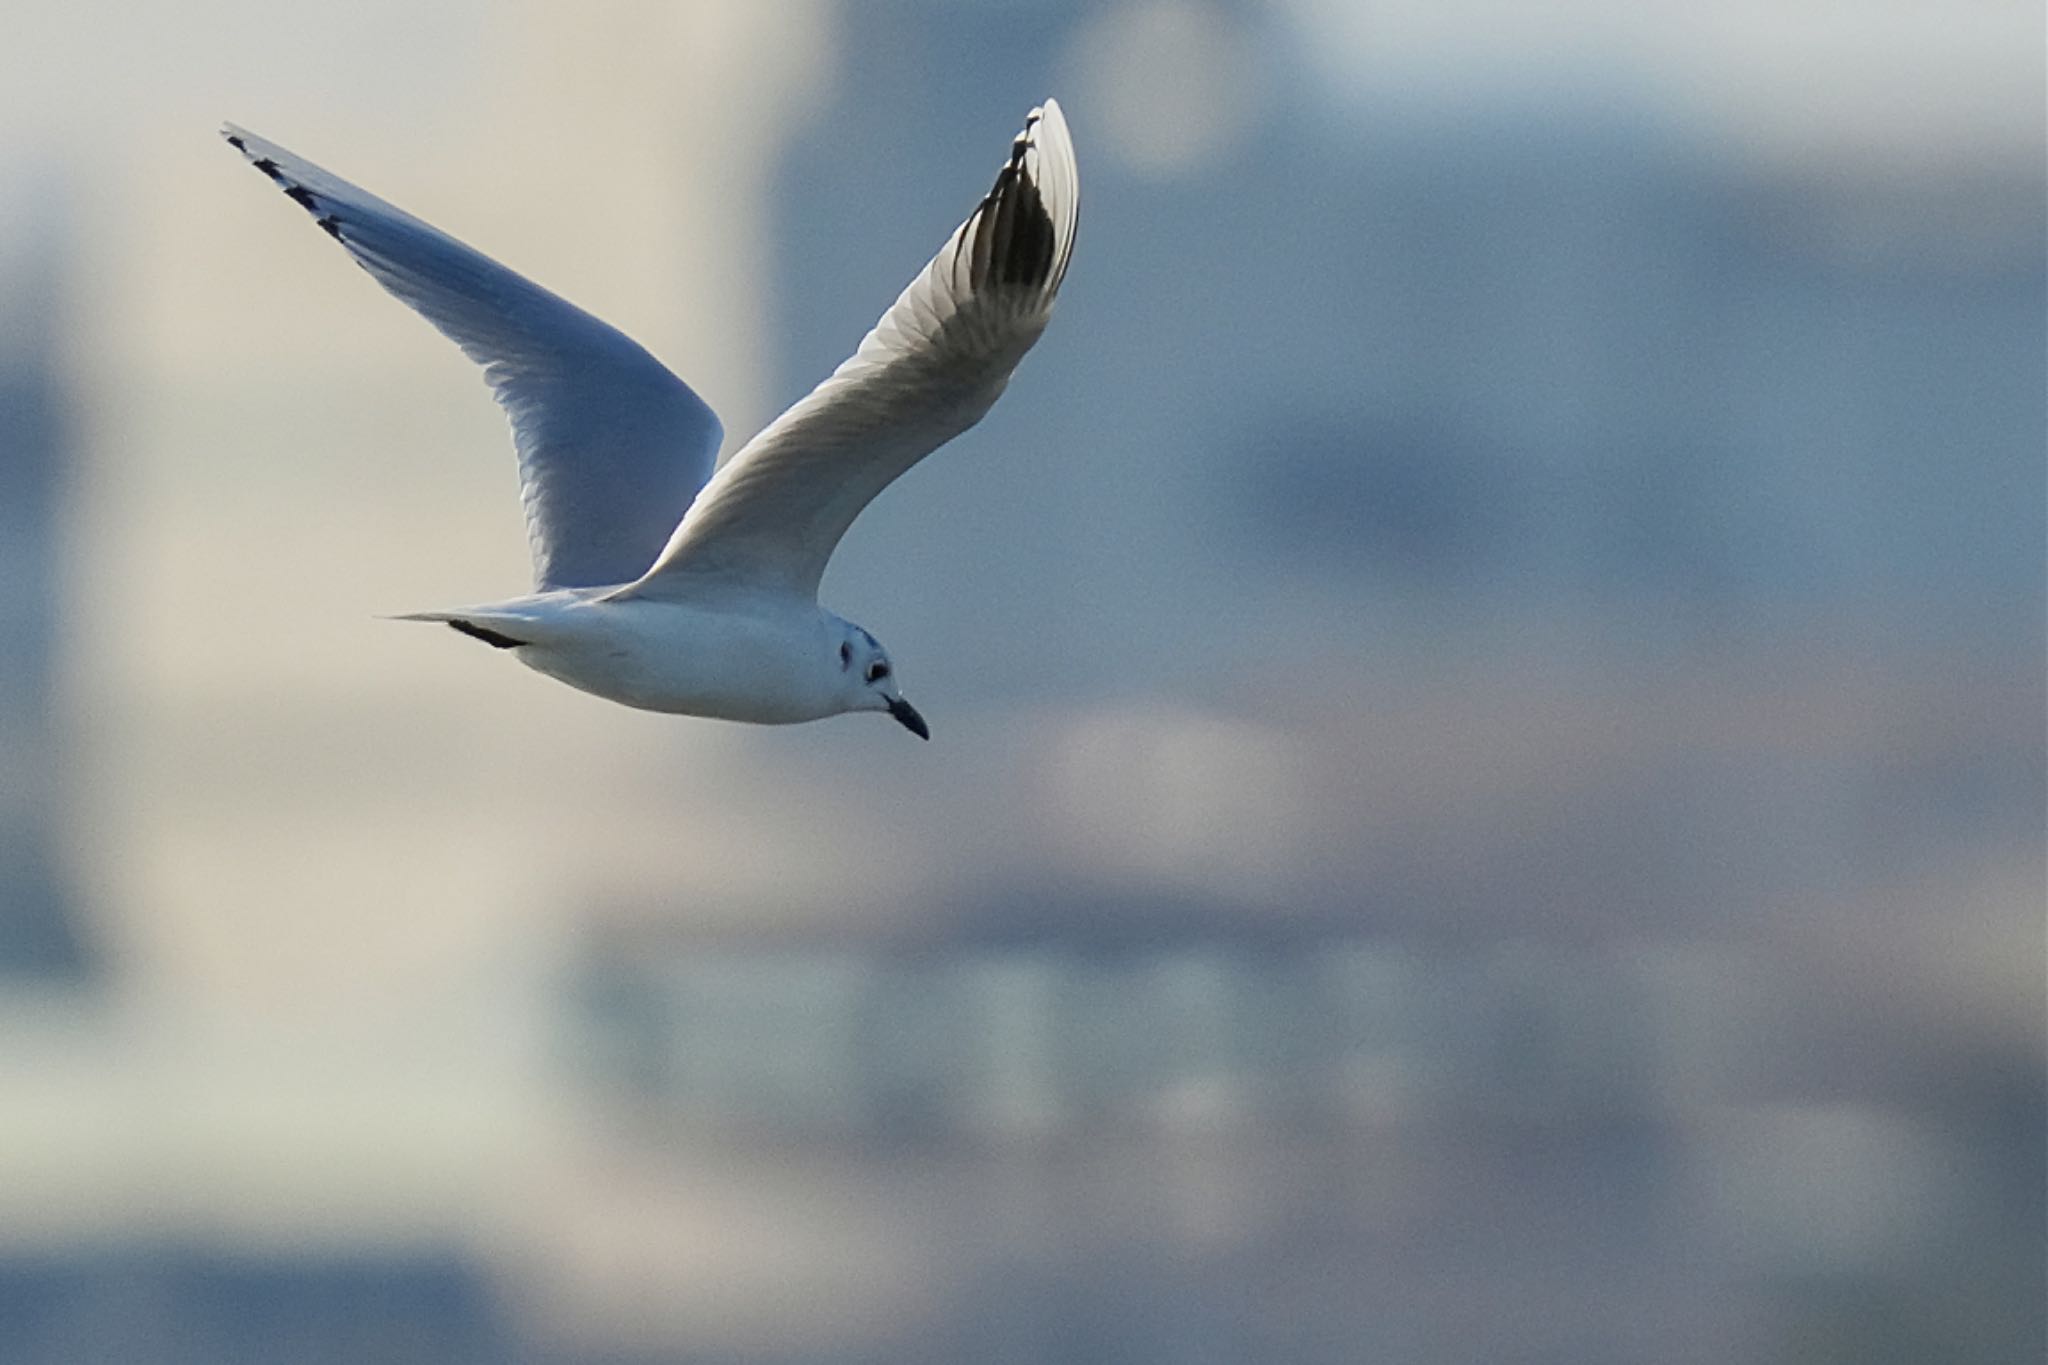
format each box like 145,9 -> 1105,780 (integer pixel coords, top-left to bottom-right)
837,625 -> 928,740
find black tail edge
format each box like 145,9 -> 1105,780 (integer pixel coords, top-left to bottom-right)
447,619 -> 527,650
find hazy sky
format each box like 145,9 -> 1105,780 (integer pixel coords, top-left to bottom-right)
1282,0 -> 2043,169
0,0 -> 2038,172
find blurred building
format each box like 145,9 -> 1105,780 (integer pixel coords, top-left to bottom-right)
0,172 -> 90,981
549,4 -> 2045,1363
778,1 -> 2045,691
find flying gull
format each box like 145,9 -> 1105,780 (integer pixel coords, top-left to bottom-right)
223,101 -> 1079,739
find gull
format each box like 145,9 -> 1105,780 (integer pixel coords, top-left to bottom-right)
223,101 -> 1078,740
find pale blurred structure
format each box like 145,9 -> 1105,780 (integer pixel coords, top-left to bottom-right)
0,186 -> 87,982
0,1 -> 2040,1362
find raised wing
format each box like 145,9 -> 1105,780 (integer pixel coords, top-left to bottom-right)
223,124 -> 723,590
622,99 -> 1078,602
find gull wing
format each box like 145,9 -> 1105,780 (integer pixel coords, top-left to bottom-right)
621,99 -> 1078,602
223,124 -> 723,591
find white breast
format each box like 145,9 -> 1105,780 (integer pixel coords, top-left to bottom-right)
514,592 -> 841,723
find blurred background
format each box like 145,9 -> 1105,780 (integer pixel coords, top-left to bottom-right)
0,1 -> 2041,1361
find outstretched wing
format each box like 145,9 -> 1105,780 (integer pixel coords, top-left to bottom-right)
622,99 -> 1078,602
223,124 -> 723,591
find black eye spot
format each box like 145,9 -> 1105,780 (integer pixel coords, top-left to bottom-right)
866,661 -> 890,683
839,642 -> 852,670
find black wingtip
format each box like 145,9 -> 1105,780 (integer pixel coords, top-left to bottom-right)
980,142 -> 1056,288
225,131 -> 348,242
965,104 -> 1068,292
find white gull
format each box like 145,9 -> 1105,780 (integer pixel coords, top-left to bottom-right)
223,101 -> 1079,740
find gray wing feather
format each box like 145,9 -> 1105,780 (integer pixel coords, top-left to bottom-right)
622,99 -> 1078,601
223,124 -> 722,590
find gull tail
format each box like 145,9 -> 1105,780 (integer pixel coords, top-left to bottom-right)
385,609 -> 531,650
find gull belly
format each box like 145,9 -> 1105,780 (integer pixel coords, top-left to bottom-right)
478,592 -> 842,724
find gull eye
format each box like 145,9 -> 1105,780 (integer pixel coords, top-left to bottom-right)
866,661 -> 890,683
839,642 -> 853,670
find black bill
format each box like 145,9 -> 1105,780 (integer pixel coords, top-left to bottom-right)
887,697 -> 930,740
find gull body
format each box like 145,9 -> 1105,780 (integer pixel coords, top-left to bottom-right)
416,588 -> 891,728
223,102 -> 1079,739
